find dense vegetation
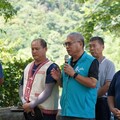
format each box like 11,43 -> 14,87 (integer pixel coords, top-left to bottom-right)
0,58 -> 32,107
0,0 -> 120,107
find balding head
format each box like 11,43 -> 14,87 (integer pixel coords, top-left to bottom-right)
32,38 -> 47,48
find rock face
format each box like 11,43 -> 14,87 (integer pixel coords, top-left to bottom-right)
0,107 -> 25,120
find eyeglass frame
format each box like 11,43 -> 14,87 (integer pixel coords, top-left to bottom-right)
63,41 -> 80,47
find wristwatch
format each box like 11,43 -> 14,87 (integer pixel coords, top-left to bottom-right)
73,72 -> 78,79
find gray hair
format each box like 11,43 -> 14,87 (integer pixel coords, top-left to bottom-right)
67,32 -> 84,47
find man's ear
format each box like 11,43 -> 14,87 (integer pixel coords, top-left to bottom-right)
45,47 -> 47,51
102,45 -> 104,49
79,41 -> 83,47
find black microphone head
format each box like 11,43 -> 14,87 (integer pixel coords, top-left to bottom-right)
64,55 -> 69,63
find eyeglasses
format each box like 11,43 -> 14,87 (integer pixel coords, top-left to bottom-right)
63,41 -> 80,47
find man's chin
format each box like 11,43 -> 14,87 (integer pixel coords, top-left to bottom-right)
33,57 -> 38,60
91,54 -> 96,57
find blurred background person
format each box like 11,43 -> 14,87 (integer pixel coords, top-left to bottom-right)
89,36 -> 115,120
108,70 -> 120,120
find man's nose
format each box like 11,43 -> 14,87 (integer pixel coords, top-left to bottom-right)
90,46 -> 94,50
32,49 -> 37,53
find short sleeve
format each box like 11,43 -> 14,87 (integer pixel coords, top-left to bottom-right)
106,60 -> 115,81
88,59 -> 99,80
46,63 -> 59,84
108,71 -> 119,96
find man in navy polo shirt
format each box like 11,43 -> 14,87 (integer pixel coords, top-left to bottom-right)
108,71 -> 120,120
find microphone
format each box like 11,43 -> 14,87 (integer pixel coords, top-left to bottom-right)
64,55 -> 69,63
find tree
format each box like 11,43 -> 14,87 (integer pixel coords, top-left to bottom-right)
77,0 -> 120,42
0,0 -> 16,33
0,0 -> 16,21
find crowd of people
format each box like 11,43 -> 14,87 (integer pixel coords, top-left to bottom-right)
0,32 -> 120,120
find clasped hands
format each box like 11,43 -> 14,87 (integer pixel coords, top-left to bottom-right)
23,102 -> 34,114
112,108 -> 120,120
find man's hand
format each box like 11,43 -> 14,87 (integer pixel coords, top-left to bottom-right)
111,108 -> 120,119
51,68 -> 61,81
64,63 -> 75,77
23,103 -> 32,113
51,68 -> 62,87
116,109 -> 120,120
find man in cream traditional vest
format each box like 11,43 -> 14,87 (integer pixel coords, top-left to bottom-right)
19,38 -> 59,120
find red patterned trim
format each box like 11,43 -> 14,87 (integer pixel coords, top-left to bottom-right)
41,109 -> 58,115
24,59 -> 49,102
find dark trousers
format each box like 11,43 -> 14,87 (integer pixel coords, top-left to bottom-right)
43,113 -> 57,120
96,97 -> 111,120
114,117 -> 120,120
24,107 -> 44,120
58,116 -> 95,120
24,107 -> 57,120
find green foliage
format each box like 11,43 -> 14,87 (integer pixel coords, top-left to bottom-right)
0,58 -> 32,107
0,0 -> 17,33
0,0 -> 17,22
0,0 -> 120,107
0,0 -> 83,65
104,35 -> 120,71
0,39 -> 28,63
77,0 -> 120,42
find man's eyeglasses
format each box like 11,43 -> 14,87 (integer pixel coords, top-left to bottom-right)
63,41 -> 80,47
